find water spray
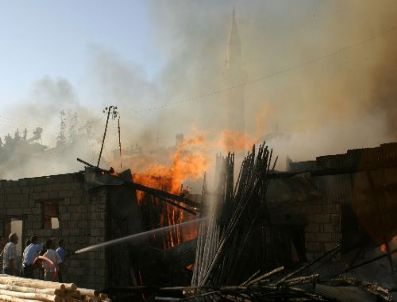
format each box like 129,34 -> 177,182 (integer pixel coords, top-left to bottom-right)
74,218 -> 206,254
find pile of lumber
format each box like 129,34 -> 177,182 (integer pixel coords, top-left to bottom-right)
0,275 -> 110,302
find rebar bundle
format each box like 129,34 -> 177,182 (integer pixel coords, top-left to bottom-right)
192,143 -> 277,287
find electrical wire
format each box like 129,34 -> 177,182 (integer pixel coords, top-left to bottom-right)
130,23 -> 397,115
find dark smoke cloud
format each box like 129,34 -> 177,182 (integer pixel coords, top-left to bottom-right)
368,1 -> 397,136
146,0 -> 397,164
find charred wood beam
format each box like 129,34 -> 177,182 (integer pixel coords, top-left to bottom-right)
155,196 -> 198,215
77,158 -> 111,173
126,182 -> 200,209
77,157 -> 200,210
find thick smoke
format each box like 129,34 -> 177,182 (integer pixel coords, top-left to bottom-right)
0,77 -> 102,179
145,0 -> 397,165
367,1 -> 397,136
1,0 -> 397,179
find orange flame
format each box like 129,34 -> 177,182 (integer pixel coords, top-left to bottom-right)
121,135 -> 208,249
109,131 -> 255,249
218,130 -> 255,153
132,134 -> 210,197
380,235 -> 397,253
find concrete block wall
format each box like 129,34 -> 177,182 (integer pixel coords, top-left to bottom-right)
303,174 -> 350,260
0,172 -> 107,289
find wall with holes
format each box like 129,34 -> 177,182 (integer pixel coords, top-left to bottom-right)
0,172 -> 107,289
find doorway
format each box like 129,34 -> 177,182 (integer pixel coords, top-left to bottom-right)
4,217 -> 24,257
2,217 -> 23,271
10,219 -> 23,257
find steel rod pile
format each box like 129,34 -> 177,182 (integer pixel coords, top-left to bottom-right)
193,143 -> 276,287
0,275 -> 110,302
187,142 -> 393,301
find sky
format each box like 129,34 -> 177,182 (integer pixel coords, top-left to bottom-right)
0,0 -> 161,109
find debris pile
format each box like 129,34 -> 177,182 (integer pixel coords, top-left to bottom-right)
150,269 -> 392,301
0,275 -> 110,302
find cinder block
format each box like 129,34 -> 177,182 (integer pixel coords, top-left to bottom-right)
305,224 -> 320,233
305,233 -> 318,242
322,204 -> 339,214
331,232 -> 342,241
323,224 -> 339,233
330,214 -> 340,224
324,242 -> 338,251
312,214 -> 330,223
306,242 -> 322,251
317,233 -> 332,242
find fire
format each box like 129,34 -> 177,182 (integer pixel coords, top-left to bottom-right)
255,103 -> 275,138
169,141 -> 209,193
380,243 -> 387,254
132,134 -> 210,197
109,131 -> 255,249
380,235 -> 397,254
133,173 -> 172,202
218,130 -> 255,153
122,134 -> 209,249
116,131 -> 254,195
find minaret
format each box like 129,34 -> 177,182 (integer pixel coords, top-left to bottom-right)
223,9 -> 245,134
226,9 -> 242,70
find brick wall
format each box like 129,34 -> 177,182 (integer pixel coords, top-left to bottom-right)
302,167 -> 397,261
290,143 -> 397,261
303,174 -> 347,260
0,172 -> 107,289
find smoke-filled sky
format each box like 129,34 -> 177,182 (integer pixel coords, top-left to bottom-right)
1,0 -> 397,177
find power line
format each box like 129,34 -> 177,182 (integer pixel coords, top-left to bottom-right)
131,23 -> 397,115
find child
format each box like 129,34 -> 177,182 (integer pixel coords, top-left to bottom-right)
42,239 -> 62,281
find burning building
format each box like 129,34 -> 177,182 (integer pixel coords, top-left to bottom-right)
0,166 -> 199,290
0,142 -> 396,294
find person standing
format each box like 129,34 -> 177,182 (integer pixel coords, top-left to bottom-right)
42,239 -> 62,281
22,236 -> 43,278
1,233 -> 18,275
56,239 -> 66,282
24,239 -> 31,249
20,239 -> 31,276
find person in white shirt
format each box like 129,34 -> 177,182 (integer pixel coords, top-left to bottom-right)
22,235 -> 43,278
1,233 -> 18,275
42,239 -> 62,281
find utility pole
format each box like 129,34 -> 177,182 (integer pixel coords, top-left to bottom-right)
97,106 -> 118,167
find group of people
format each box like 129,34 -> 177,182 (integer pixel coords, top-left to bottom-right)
1,233 -> 66,282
